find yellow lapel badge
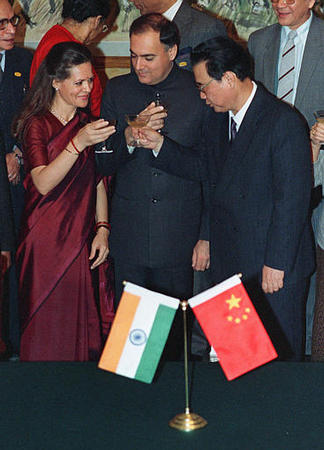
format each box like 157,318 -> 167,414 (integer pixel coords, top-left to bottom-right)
14,72 -> 22,77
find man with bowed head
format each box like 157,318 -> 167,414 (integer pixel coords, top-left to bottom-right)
248,0 -> 324,356
139,36 -> 315,361
97,13 -> 209,359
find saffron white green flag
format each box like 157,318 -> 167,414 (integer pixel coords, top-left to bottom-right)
98,282 -> 179,383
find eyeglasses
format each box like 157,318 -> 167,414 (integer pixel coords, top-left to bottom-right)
0,15 -> 20,31
270,0 -> 296,5
195,78 -> 215,92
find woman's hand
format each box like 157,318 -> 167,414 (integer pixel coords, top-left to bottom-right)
89,227 -> 109,269
310,122 -> 324,163
311,121 -> 324,145
73,119 -> 116,151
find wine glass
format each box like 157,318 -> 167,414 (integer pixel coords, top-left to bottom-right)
96,119 -> 116,154
125,113 -> 151,146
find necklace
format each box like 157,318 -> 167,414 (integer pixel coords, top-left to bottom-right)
50,107 -> 75,125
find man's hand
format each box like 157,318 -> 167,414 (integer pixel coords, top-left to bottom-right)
262,265 -> 284,294
138,128 -> 164,153
124,103 -> 167,147
142,102 -> 167,131
192,240 -> 210,271
6,152 -> 20,185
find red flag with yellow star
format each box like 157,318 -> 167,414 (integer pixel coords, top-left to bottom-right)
188,274 -> 277,380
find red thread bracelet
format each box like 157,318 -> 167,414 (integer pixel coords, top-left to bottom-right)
70,138 -> 81,154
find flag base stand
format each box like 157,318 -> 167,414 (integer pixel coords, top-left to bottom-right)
169,301 -> 208,432
169,407 -> 207,431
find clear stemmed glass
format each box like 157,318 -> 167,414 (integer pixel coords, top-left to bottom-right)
125,113 -> 151,146
96,119 -> 116,154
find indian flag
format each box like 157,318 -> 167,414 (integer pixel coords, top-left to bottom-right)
98,282 -> 180,383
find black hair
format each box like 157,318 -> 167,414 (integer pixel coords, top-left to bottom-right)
191,36 -> 253,81
129,13 -> 180,50
62,0 -> 111,22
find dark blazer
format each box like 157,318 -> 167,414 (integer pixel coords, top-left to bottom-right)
0,132 -> 15,252
97,65 -> 209,268
153,85 -> 315,285
0,46 -> 32,234
174,1 -> 227,69
248,15 -> 324,127
0,46 -> 33,154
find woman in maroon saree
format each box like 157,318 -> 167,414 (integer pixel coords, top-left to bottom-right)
13,42 -> 115,361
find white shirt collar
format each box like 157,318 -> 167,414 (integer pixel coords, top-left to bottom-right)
282,11 -> 312,40
0,50 -> 5,71
163,0 -> 183,21
229,81 -> 257,131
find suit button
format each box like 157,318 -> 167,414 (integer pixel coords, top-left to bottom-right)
152,171 -> 160,176
152,198 -> 158,204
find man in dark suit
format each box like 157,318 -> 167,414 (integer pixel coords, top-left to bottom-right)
129,0 -> 227,69
0,132 -> 14,272
97,14 -> 209,359
140,36 -> 315,361
0,131 -> 14,357
0,0 -> 32,356
248,0 -> 324,355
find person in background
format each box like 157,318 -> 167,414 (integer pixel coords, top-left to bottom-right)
310,122 -> 324,361
30,0 -> 112,117
0,132 -> 14,273
0,0 -> 33,359
129,0 -> 227,69
13,42 -> 115,361
0,131 -> 15,358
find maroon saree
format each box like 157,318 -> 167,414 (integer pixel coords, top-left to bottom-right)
17,111 -> 102,361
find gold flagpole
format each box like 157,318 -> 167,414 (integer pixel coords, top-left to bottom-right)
169,300 -> 207,431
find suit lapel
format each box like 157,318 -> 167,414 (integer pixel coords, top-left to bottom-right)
1,48 -> 15,92
262,24 -> 281,93
215,87 -> 266,193
173,2 -> 191,29
295,16 -> 322,110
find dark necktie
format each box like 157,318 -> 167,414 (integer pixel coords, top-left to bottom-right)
230,117 -> 237,142
0,54 -> 3,85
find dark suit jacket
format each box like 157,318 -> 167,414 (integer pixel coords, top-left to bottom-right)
248,15 -> 324,127
0,46 -> 33,233
174,1 -> 227,69
0,132 -> 15,252
97,65 -> 209,268
153,85 -> 315,285
0,46 -> 32,154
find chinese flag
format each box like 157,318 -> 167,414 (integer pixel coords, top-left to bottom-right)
188,275 -> 277,380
